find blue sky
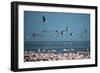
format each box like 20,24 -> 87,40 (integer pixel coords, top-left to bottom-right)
24,11 -> 90,41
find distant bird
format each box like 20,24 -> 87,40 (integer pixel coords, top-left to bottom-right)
50,49 -> 57,53
52,30 -> 58,33
32,33 -> 36,37
42,30 -> 47,32
70,32 -> 74,36
42,16 -> 47,23
71,48 -> 75,51
84,30 -> 87,33
66,26 -> 69,31
60,31 -> 65,35
43,49 -> 46,53
38,48 -> 41,52
55,30 -> 58,32
32,33 -> 42,37
63,49 -> 68,52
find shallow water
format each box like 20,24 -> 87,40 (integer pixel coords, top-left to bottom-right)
24,41 -> 90,53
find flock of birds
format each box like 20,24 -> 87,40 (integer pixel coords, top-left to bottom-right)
26,16 -> 88,39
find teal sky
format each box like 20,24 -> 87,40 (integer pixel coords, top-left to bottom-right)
24,11 -> 90,41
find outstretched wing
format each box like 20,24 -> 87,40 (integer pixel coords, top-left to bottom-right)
42,16 -> 46,23
42,16 -> 47,23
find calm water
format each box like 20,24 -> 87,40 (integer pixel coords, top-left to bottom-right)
24,41 -> 90,52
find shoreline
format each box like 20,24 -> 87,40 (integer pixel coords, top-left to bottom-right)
24,50 -> 90,62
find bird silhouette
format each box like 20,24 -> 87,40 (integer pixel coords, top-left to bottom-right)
32,33 -> 42,37
42,16 -> 47,23
66,26 -> 69,31
70,32 -> 74,36
60,31 -> 65,35
84,30 -> 87,33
